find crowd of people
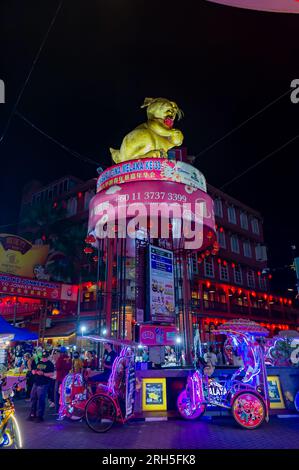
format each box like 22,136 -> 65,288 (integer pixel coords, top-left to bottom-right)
4,342 -> 117,423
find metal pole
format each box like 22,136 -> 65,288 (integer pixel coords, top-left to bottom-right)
181,251 -> 193,365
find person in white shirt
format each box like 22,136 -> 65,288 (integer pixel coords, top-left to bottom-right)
204,347 -> 218,367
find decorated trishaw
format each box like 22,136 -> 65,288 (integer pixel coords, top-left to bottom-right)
59,337 -> 137,432
177,319 -> 270,429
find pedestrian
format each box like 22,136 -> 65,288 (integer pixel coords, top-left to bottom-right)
27,350 -> 55,422
83,350 -> 98,378
204,347 -> 218,367
54,346 -> 72,413
22,353 -> 34,401
88,342 -> 117,386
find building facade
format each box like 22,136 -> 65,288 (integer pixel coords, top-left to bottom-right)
12,165 -> 299,345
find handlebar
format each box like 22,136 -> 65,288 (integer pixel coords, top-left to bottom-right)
0,377 -> 26,393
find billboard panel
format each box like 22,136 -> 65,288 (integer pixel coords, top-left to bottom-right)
149,246 -> 175,323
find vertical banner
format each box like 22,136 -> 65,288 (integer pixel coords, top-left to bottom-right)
125,354 -> 136,418
149,246 -> 175,323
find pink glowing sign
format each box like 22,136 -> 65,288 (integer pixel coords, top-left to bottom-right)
207,0 -> 299,13
139,325 -> 178,346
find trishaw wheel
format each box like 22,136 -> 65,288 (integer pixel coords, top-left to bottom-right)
294,391 -> 299,413
232,392 -> 265,429
177,390 -> 205,420
5,416 -> 23,448
85,394 -> 116,432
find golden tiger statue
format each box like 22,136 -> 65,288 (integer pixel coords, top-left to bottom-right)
110,97 -> 184,164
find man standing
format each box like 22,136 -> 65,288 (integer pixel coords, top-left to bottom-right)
54,346 -> 72,413
28,351 -> 55,422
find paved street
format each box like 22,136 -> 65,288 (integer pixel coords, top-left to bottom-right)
13,400 -> 299,449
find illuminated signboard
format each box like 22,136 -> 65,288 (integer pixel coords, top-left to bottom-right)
96,158 -> 207,193
207,1 -> 299,13
149,246 -> 175,323
267,376 -> 285,409
142,378 -> 167,411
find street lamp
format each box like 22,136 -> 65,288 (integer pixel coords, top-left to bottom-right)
80,325 -> 86,337
102,328 -> 107,336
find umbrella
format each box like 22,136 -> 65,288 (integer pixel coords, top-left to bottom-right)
215,319 -> 269,337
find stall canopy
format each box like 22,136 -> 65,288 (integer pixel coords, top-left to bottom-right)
0,316 -> 38,341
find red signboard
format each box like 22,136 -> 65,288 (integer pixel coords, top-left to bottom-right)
139,325 -> 178,346
0,273 -> 78,301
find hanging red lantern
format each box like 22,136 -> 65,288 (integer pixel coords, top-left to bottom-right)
85,234 -> 96,244
207,231 -> 213,239
84,246 -> 93,254
223,260 -> 227,266
231,262 -> 235,268
93,256 -> 99,262
78,192 -> 83,198
257,271 -> 261,276
217,258 -> 221,264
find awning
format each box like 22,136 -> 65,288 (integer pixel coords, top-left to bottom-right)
0,315 -> 38,341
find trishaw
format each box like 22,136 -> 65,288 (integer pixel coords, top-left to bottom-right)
0,376 -> 25,449
177,319 -> 270,429
60,337 -> 137,432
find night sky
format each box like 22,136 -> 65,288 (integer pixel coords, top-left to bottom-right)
0,0 -> 298,288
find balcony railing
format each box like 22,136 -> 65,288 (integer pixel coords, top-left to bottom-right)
230,304 -> 250,315
203,300 -> 228,312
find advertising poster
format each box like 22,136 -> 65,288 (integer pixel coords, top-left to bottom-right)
0,272 -> 77,302
267,376 -> 285,409
149,246 -> 175,323
142,378 -> 167,411
139,325 -> 177,346
96,158 -> 207,193
125,355 -> 136,418
0,234 -> 49,279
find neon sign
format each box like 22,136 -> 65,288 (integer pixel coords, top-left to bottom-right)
207,1 -> 299,13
